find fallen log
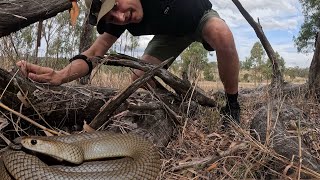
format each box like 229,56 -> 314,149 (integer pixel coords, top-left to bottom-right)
0,0 -> 72,38
0,66 -> 199,147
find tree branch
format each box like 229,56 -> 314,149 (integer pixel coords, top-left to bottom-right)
232,0 -> 284,86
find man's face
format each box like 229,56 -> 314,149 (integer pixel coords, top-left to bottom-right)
102,0 -> 143,25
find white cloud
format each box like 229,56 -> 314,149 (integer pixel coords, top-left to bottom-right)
209,0 -> 311,67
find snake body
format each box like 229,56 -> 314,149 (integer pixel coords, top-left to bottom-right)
0,132 -> 161,180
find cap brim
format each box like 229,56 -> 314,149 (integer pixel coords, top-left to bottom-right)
97,0 -> 115,24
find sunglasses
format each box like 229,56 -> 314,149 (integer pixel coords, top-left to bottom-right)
89,0 -> 102,25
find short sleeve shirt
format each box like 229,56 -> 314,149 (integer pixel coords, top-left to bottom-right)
97,0 -> 212,37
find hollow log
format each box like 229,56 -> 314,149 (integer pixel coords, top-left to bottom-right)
0,68 -> 193,146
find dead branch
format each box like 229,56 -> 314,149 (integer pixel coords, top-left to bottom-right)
232,0 -> 284,86
89,57 -> 174,129
94,53 -> 218,108
171,142 -> 248,172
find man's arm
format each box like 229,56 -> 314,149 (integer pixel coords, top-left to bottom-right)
16,33 -> 118,85
58,33 -> 117,84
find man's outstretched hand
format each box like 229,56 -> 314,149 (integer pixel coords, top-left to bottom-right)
16,60 -> 63,85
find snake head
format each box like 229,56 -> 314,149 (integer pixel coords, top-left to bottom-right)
20,137 -> 54,155
19,137 -> 84,164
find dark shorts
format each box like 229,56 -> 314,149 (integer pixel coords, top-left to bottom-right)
143,9 -> 221,62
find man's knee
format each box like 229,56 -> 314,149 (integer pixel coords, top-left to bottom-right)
202,18 -> 235,50
142,54 -> 163,64
131,54 -> 162,79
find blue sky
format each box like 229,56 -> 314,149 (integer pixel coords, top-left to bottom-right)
209,0 -> 313,68
136,0 -> 312,68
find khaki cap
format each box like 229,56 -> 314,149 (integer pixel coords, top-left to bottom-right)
85,0 -> 115,25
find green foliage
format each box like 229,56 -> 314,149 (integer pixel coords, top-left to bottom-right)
294,0 -> 320,53
249,42 -> 265,66
203,62 -> 217,81
180,42 -> 209,81
247,42 -> 265,83
263,51 -> 286,79
284,66 -> 309,80
168,60 -> 181,75
241,57 -> 253,70
243,42 -> 286,82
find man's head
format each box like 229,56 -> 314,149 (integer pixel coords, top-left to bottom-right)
86,0 -> 143,26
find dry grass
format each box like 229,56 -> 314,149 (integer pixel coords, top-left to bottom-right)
157,88 -> 320,179
0,67 -> 319,179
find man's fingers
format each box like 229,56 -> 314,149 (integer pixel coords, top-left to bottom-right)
28,73 -> 50,83
16,60 -> 61,85
16,60 -> 51,75
16,60 -> 29,76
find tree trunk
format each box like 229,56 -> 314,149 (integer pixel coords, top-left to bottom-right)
308,32 -> 320,97
0,0 -> 72,38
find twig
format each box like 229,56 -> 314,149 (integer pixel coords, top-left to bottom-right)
182,75 -> 200,138
145,83 -> 182,126
0,133 -> 11,145
13,80 -> 55,131
171,142 -> 248,172
233,123 -> 320,178
0,102 -> 59,135
296,116 -> 302,179
95,54 -> 217,107
0,68 -> 19,100
90,57 -> 175,130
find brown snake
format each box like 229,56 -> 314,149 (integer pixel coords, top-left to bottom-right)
0,132 -> 161,180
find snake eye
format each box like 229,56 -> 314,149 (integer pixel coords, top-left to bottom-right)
30,139 -> 37,145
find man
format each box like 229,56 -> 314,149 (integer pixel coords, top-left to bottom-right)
16,0 -> 241,124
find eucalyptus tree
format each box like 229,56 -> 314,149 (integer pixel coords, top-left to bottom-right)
0,24 -> 37,67
294,0 -> 320,53
180,42 -> 209,81
263,52 -> 286,80
203,61 -> 217,81
111,30 -> 139,56
242,57 -> 253,70
248,42 -> 265,84
129,35 -> 139,56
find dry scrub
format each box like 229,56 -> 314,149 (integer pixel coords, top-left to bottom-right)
0,67 -> 319,180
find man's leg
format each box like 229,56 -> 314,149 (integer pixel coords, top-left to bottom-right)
201,17 -> 241,124
131,54 -> 162,88
202,17 -> 239,94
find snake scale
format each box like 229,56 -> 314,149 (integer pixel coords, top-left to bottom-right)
0,131 -> 161,180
